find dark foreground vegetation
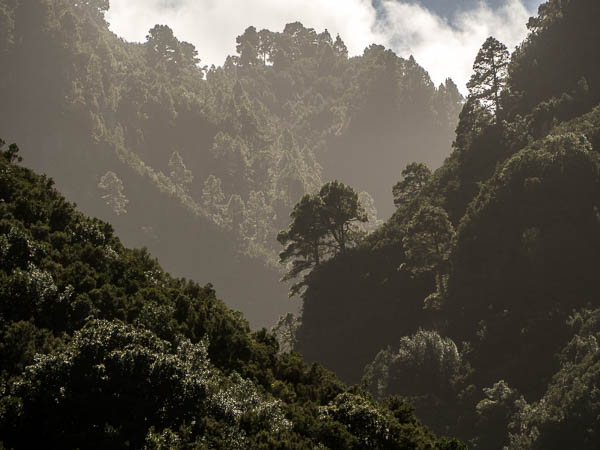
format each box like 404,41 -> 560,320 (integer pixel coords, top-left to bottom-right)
3,0 -> 600,447
288,0 -> 600,447
0,142 -> 463,448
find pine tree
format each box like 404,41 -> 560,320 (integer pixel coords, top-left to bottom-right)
467,37 -> 509,118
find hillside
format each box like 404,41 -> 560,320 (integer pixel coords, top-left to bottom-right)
0,0 -> 461,328
6,0 -> 599,447
0,141 -> 466,448
291,0 -> 600,447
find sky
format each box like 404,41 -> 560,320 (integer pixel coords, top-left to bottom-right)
106,0 -> 544,93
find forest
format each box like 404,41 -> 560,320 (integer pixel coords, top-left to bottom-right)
2,0 -> 600,447
291,0 -> 600,447
0,0 -> 461,328
0,138 -> 468,447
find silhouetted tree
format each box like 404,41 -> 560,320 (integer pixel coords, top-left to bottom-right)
278,181 -> 366,295
319,181 -> 367,253
467,37 -> 509,118
278,193 -> 327,295
145,24 -> 199,74
236,26 -> 260,67
392,162 -> 432,209
402,203 -> 454,276
0,139 -> 21,163
258,29 -> 275,65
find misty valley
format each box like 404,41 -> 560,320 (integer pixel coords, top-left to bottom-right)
2,0 -> 600,448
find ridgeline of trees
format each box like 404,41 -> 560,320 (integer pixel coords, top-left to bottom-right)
0,0 -> 461,328
284,0 -> 600,448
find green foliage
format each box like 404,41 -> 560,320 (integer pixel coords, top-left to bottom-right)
317,391 -> 461,449
145,24 -> 201,75
278,180 -> 366,296
294,2 -> 600,447
446,130 -> 600,391
11,0 -> 600,447
508,0 -> 600,118
0,0 -> 462,326
393,162 -> 432,210
361,329 -> 469,436
507,308 -> 600,449
318,180 -> 367,253
318,392 -> 400,448
401,204 -> 454,278
467,37 -> 509,117
0,141 -> 450,447
472,380 -> 524,449
0,139 -> 21,164
271,312 -> 300,353
277,193 -> 326,285
363,330 -> 465,400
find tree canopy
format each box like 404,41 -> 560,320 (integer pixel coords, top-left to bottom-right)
0,139 -> 460,448
392,162 -> 432,210
0,0 -> 465,326
467,36 -> 509,117
292,2 -> 600,447
278,180 -> 367,296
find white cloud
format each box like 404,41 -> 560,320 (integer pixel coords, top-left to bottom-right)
378,0 -> 536,92
106,0 -> 540,93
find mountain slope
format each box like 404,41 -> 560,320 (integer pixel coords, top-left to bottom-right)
0,0 -> 461,327
0,141 -> 464,448
292,0 -> 600,446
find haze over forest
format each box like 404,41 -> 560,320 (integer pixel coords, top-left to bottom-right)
2,0 -> 472,328
2,0 -> 600,448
